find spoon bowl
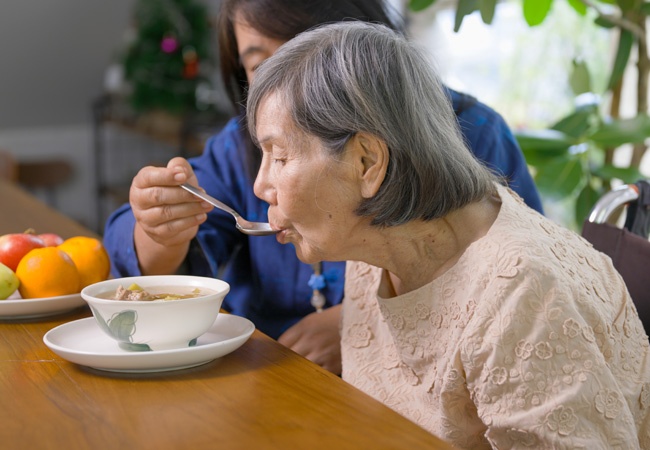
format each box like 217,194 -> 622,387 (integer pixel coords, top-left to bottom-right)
180,183 -> 278,236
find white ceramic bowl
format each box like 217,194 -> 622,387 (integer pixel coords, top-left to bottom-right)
81,275 -> 230,352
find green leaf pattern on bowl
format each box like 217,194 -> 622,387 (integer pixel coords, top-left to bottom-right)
89,305 -> 201,351
108,310 -> 138,341
89,306 -> 151,351
118,342 -> 152,352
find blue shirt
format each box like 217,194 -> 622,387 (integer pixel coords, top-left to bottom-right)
103,89 -> 543,339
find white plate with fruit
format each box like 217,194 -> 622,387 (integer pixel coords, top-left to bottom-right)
0,230 -> 109,319
0,291 -> 85,319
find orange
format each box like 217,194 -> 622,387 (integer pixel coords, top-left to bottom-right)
16,247 -> 81,298
58,236 -> 110,289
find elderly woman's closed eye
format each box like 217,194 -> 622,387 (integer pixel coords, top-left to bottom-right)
247,21 -> 650,450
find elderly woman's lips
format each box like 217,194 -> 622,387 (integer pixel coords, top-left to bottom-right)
270,224 -> 289,242
269,222 -> 284,232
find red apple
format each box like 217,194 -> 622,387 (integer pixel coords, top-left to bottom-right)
38,233 -> 64,247
0,233 -> 46,272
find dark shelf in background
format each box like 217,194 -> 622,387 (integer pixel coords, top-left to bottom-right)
92,94 -> 230,234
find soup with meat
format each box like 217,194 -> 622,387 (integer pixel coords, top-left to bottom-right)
98,283 -> 215,301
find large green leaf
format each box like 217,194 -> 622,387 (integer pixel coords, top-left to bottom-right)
592,164 -> 645,183
479,0 -> 497,24
522,148 -> 569,166
594,16 -> 616,28
569,59 -> 592,95
607,29 -> 634,89
642,2 -> 650,15
551,106 -> 598,138
455,0 -> 479,32
567,0 -> 588,15
523,0 -> 553,26
575,183 -> 601,225
589,114 -> 650,146
616,0 -> 636,12
515,129 -> 577,152
408,0 -> 438,12
534,155 -> 586,198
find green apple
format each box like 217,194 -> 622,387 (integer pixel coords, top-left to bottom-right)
0,262 -> 19,300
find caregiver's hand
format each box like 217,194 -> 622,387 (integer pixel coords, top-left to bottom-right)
278,304 -> 343,375
130,157 -> 212,275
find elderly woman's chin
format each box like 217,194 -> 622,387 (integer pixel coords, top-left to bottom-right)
290,241 -> 326,265
293,248 -> 319,265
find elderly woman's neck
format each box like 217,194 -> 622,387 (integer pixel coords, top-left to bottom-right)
372,195 -> 501,296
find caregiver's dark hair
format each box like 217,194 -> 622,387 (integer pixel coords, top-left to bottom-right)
247,22 -> 497,226
216,0 -> 404,180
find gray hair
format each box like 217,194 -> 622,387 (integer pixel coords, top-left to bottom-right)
247,21 -> 497,226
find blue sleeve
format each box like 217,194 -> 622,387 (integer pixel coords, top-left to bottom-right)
103,203 -> 141,277
449,89 -> 544,214
189,119 -> 252,278
102,118 -> 247,279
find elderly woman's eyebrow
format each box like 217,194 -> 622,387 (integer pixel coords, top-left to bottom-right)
256,134 -> 276,146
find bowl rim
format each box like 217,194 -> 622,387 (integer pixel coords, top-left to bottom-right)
81,275 -> 230,305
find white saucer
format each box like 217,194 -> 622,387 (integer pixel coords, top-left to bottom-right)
43,314 -> 255,373
0,293 -> 85,319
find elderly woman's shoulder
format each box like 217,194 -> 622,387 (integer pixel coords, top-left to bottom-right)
495,186 -> 603,261
486,185 -> 630,305
475,187 -> 648,347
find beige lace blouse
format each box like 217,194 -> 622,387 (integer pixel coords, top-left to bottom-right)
341,185 -> 650,449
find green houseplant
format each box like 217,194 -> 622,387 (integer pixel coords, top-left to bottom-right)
409,0 -> 650,228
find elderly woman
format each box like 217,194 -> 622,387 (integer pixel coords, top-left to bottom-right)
247,21 -> 650,449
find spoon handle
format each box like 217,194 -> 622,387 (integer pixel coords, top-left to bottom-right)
180,183 -> 240,219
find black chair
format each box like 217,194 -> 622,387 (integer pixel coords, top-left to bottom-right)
17,159 -> 74,208
582,181 -> 650,335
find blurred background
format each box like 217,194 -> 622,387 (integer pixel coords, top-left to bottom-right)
0,0 -> 647,234
0,0 -> 228,234
0,1 -> 136,233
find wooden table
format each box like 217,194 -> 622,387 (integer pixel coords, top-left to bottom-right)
0,180 -> 453,449
0,179 -> 98,238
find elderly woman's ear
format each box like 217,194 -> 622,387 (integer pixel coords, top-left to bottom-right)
348,132 -> 388,199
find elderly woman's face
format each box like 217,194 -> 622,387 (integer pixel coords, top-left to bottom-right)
253,93 -> 364,263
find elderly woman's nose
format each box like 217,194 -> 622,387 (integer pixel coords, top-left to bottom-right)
254,170 -> 274,203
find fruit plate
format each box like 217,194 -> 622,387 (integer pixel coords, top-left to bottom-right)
0,292 -> 85,319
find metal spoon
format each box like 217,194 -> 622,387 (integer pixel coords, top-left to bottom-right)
180,183 -> 278,236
